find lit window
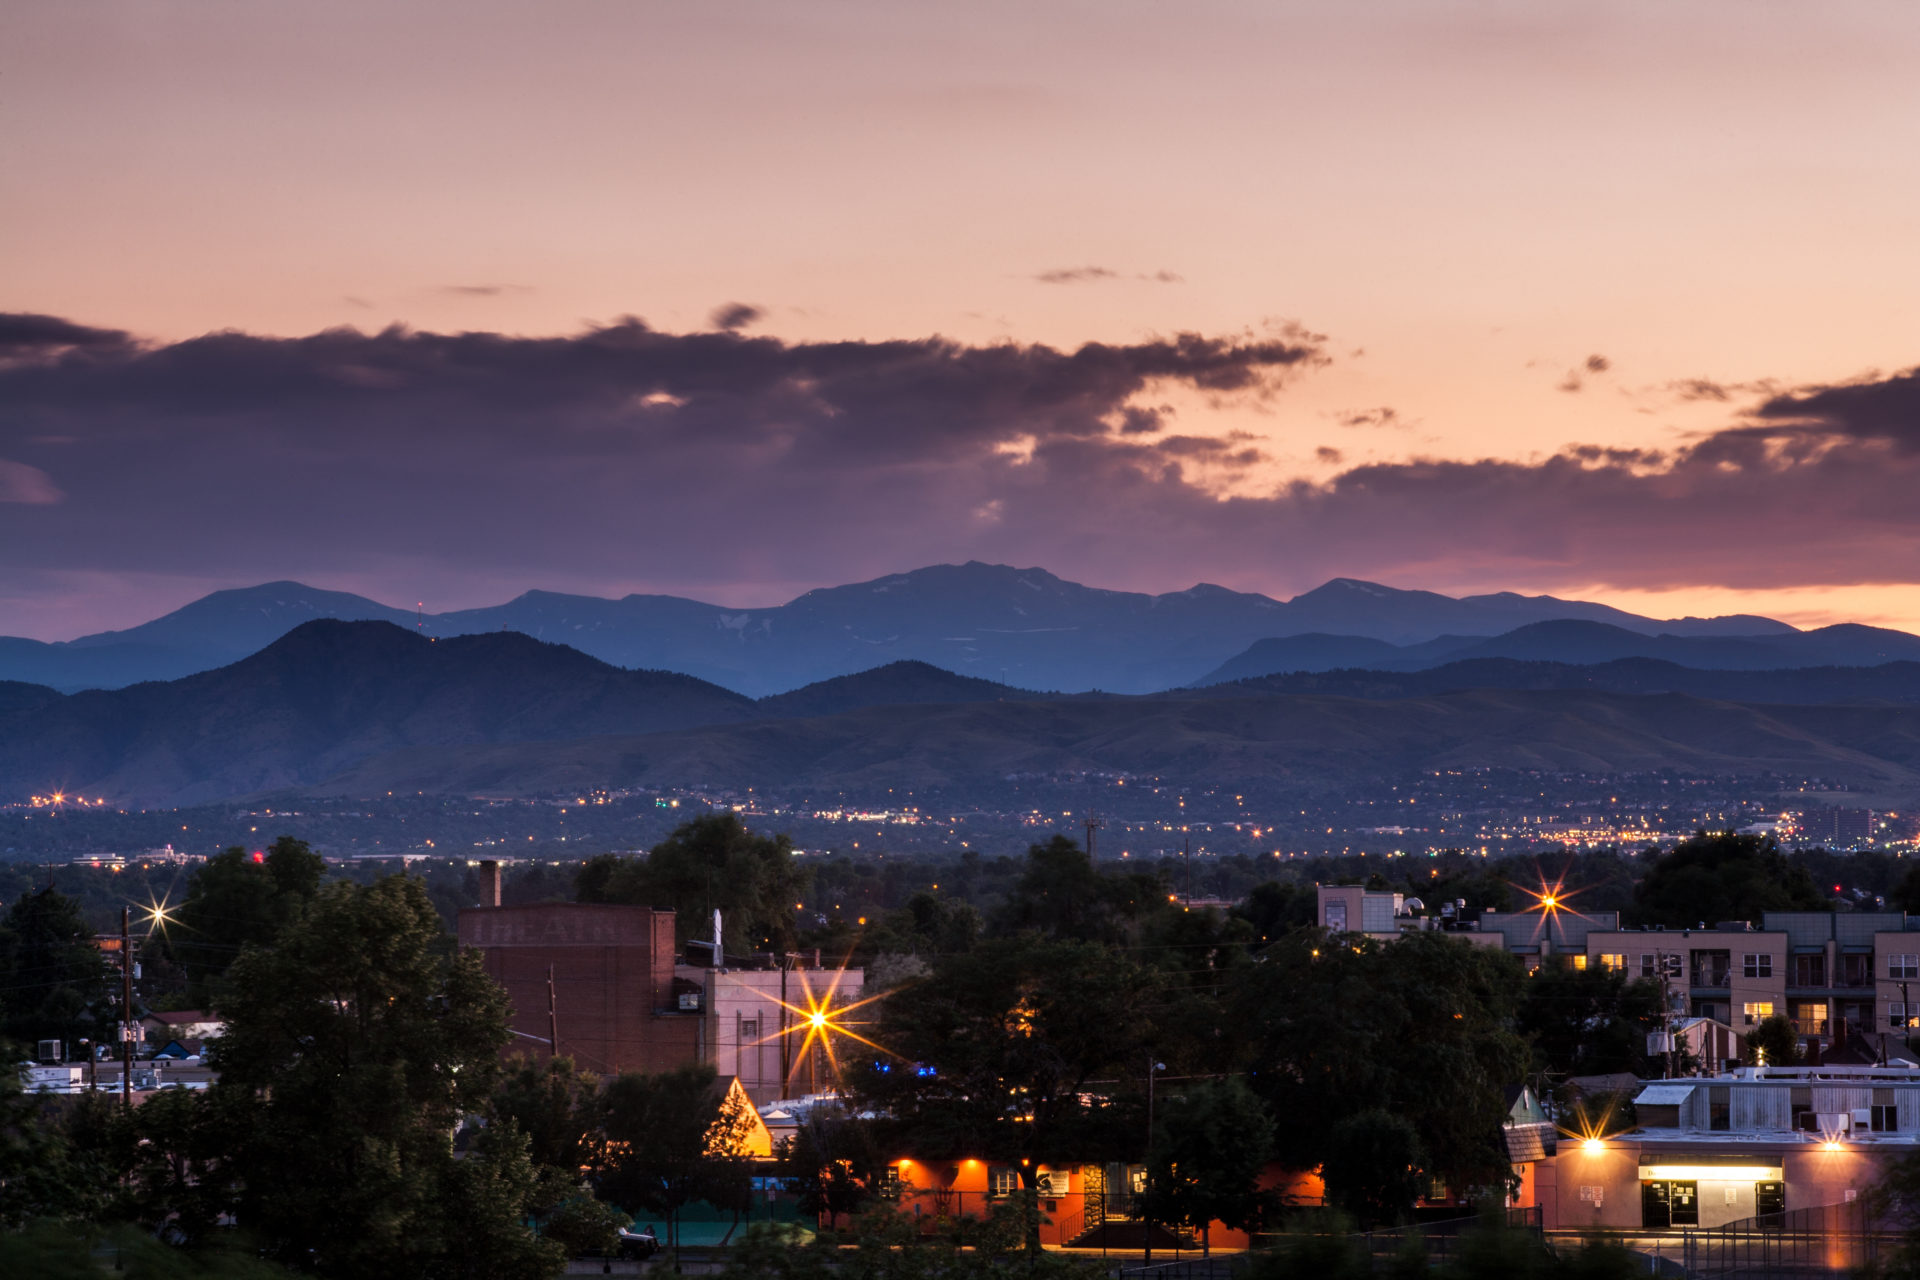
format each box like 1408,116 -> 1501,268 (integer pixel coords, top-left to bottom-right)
1743,1001 -> 1774,1026
989,1168 -> 1021,1197
1891,1002 -> 1912,1029
1599,953 -> 1625,972
1571,955 -> 1588,971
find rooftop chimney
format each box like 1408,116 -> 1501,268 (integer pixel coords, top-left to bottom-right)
479,860 -> 502,908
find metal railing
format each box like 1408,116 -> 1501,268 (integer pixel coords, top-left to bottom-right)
1681,1197 -> 1901,1280
1248,1206 -> 1543,1274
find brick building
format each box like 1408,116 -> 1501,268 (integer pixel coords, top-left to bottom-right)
457,897 -> 698,1076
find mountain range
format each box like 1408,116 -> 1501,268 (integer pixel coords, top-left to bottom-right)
8,619 -> 1920,809
0,563 -> 1818,697
1195,619 -> 1920,685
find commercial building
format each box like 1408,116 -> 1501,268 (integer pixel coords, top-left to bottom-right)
1537,1065 -> 1913,1230
455,865 -> 860,1095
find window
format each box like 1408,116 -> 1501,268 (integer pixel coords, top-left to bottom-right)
1324,902 -> 1348,931
1873,1089 -> 1899,1132
740,1018 -> 758,1040
1571,954 -> 1588,971
1600,953 -> 1624,972
1891,954 -> 1919,980
989,1168 -> 1021,1197
1842,954 -> 1874,987
1892,1002 -> 1911,1029
1743,1001 -> 1775,1026
1744,954 -> 1774,979
1640,954 -> 1657,978
1791,1002 -> 1828,1036
1792,955 -> 1825,986
1709,1086 -> 1730,1132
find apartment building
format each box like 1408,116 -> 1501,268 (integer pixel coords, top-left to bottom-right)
1566,913 -> 1920,1053
1313,886 -> 1920,1055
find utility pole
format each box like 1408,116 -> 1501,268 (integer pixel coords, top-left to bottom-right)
120,906 -> 132,1110
1084,815 -> 1101,861
1144,1055 -> 1160,1264
547,965 -> 560,1062
1183,834 -> 1192,906
780,955 -> 792,1094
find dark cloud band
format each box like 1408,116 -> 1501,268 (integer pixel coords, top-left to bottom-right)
1,312 -> 1915,612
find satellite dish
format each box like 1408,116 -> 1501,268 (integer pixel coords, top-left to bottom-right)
1404,897 -> 1425,913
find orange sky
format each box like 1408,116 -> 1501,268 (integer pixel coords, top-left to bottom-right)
5,1 -> 1920,634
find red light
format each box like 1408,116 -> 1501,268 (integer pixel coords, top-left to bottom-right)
252,850 -> 266,864
1835,884 -> 1842,892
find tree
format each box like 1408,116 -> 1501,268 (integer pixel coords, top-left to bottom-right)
1319,1109 -> 1426,1227
1142,1077 -> 1276,1253
0,1043 -> 105,1228
857,935 -> 1160,1252
1744,1014 -> 1802,1067
1232,881 -> 1315,946
591,1063 -> 756,1251
489,1055 -> 620,1251
1631,832 -> 1827,927
213,874 -> 559,1279
0,886 -> 113,1050
1517,964 -> 1665,1078
169,836 -> 325,1003
1234,930 -> 1528,1198
577,814 -> 807,951
781,1109 -> 883,1225
991,836 -> 1171,945
492,1054 -> 599,1173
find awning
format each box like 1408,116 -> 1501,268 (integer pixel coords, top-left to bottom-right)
1633,1084 -> 1698,1106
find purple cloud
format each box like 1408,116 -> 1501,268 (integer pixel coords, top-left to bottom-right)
3,311 -> 1919,626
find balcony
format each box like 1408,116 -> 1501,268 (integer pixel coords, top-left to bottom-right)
1692,966 -> 1731,989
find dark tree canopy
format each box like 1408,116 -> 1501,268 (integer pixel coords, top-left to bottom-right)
169,836 -> 326,1003
211,874 -> 557,1279
1319,1109 -> 1427,1227
0,885 -> 112,1049
1631,831 -> 1828,927
1744,1014 -> 1802,1067
858,934 -> 1160,1174
1517,965 -> 1665,1078
1235,929 -> 1527,1195
1143,1076 -> 1276,1249
577,813 -> 807,951
991,835 -> 1173,945
590,1063 -> 758,1248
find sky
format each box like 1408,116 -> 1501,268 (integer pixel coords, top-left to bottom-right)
4,0 -> 1920,639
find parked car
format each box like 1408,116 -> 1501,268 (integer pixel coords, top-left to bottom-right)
616,1226 -> 660,1260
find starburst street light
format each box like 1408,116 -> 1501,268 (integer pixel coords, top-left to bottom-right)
750,963 -> 897,1092
136,890 -> 182,939
1515,863 -> 1590,946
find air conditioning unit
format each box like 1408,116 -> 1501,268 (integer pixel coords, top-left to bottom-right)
1853,1108 -> 1872,1128
35,1040 -> 62,1064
